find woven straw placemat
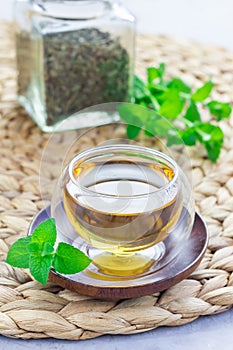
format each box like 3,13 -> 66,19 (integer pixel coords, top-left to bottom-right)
0,22 -> 233,340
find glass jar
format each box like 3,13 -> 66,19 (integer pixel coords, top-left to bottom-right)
14,0 -> 136,132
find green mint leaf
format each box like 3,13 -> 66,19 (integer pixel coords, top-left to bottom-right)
144,129 -> 154,137
159,63 -> 166,76
184,102 -> 201,122
31,218 -> 56,248
126,124 -> 141,139
29,254 -> 53,285
149,94 -> 160,110
196,123 -> 224,162
27,242 -> 40,256
196,123 -> 223,143
180,127 -> 198,146
6,236 -> 31,268
207,101 -> 232,121
42,242 -> 54,256
118,103 -> 143,126
118,103 -> 156,126
145,114 -> 183,146
145,114 -> 174,137
148,83 -> 167,95
191,81 -> 213,102
147,63 -> 165,84
204,141 -> 222,162
133,75 -> 149,100
6,216 -> 91,285
131,64 -> 230,162
147,67 -> 160,84
158,94 -> 184,119
167,78 -> 191,94
27,235 -> 54,258
158,63 -> 166,79
53,242 -> 92,275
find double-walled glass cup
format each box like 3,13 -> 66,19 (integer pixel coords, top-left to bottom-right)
51,144 -> 194,278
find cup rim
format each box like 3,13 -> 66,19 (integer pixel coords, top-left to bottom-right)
68,144 -> 179,199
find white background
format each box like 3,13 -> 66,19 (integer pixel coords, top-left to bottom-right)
1,0 -> 233,50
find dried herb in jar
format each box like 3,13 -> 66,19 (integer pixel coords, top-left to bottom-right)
16,28 -> 130,126
43,28 -> 130,125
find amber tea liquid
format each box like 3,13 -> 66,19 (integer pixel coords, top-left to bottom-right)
64,159 -> 182,275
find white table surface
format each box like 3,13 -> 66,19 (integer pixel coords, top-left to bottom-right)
0,1 -> 233,348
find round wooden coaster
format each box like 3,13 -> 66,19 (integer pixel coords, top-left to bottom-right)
28,207 -> 208,299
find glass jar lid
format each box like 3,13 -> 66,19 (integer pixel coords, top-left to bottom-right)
31,0 -> 112,20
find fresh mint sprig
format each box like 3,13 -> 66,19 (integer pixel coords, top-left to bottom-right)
6,219 -> 91,285
124,63 -> 232,162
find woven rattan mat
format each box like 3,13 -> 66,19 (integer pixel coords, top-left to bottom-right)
0,22 -> 233,340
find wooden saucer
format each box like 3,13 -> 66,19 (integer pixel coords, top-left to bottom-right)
28,207 -> 208,299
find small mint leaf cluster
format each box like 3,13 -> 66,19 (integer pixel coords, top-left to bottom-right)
124,63 -> 232,162
6,219 -> 92,285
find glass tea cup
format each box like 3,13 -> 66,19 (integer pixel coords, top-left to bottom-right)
51,144 -> 194,277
